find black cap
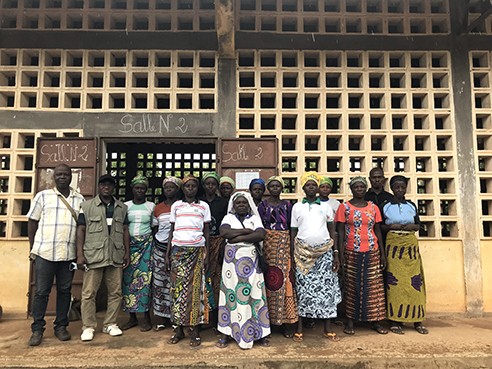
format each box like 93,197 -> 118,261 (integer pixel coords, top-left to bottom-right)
98,174 -> 116,185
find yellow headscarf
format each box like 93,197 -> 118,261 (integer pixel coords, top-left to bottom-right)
266,176 -> 284,187
300,171 -> 321,188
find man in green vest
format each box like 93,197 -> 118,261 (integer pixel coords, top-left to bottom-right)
76,174 -> 130,342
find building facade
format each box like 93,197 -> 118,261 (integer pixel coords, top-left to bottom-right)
0,0 -> 490,316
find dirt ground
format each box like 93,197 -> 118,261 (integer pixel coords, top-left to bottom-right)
1,312 -> 492,368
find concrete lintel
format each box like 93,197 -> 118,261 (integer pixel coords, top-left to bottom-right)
450,0 -> 484,317
236,32 -> 451,50
0,30 -> 218,50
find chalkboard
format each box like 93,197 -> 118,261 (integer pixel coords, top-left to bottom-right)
35,137 -> 98,198
218,138 -> 278,190
219,138 -> 277,168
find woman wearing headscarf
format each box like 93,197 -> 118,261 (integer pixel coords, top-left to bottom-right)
216,192 -> 271,349
257,176 -> 298,337
219,176 -> 236,201
152,177 -> 181,332
249,178 -> 266,207
121,175 -> 156,332
165,174 -> 214,346
291,172 -> 341,343
200,172 -> 228,324
381,175 -> 428,335
319,177 -> 340,213
335,176 -> 387,335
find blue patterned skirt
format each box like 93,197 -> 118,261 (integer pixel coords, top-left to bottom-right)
295,248 -> 341,319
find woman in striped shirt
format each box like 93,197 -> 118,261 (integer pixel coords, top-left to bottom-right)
165,174 -> 214,347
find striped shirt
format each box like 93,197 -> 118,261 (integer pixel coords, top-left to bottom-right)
27,187 -> 85,261
124,200 -> 156,237
154,202 -> 172,243
170,200 -> 211,247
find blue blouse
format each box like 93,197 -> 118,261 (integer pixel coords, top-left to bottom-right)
381,199 -> 420,225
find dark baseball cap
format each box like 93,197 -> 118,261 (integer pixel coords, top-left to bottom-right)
98,174 -> 116,185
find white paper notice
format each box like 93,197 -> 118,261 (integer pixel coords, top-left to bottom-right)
236,172 -> 260,189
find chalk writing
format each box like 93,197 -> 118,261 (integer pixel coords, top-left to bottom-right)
40,143 -> 89,163
119,114 -> 189,135
222,143 -> 263,163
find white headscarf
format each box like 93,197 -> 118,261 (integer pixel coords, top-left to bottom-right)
227,191 -> 259,218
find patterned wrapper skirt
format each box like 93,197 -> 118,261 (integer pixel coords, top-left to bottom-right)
295,246 -> 341,319
344,247 -> 386,322
122,232 -> 153,313
263,230 -> 298,325
152,239 -> 171,318
385,231 -> 426,322
218,242 -> 271,350
209,234 -> 227,307
170,246 -> 215,326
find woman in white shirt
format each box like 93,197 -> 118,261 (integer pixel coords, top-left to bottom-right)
216,192 -> 271,350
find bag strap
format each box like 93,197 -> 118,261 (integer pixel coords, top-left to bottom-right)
53,188 -> 78,222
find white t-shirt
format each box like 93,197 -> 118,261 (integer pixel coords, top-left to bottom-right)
170,200 -> 211,247
325,198 -> 341,213
220,213 -> 264,245
291,198 -> 334,245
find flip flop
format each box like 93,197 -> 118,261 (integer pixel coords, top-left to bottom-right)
216,338 -> 229,348
292,332 -> 303,342
414,324 -> 429,335
190,336 -> 201,347
389,325 -> 404,335
120,321 -> 138,331
280,326 -> 294,338
343,327 -> 355,335
140,322 -> 152,332
257,338 -> 271,347
371,323 -> 388,335
153,324 -> 167,332
323,332 -> 340,342
167,334 -> 184,344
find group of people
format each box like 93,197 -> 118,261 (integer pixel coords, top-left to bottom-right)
27,164 -> 428,350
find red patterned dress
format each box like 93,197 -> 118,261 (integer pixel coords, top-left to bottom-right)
258,200 -> 298,325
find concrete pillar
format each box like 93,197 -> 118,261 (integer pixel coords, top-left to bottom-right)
449,0 -> 483,316
215,0 -> 236,138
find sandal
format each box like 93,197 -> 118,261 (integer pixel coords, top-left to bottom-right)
167,333 -> 184,344
292,332 -> 303,342
371,323 -> 388,335
153,324 -> 167,332
389,324 -> 404,335
414,324 -> 429,335
257,338 -> 271,347
190,336 -> 201,347
216,338 -> 229,348
323,332 -> 340,342
120,320 -> 138,331
343,326 -> 355,335
280,326 -> 293,338
140,322 -> 152,332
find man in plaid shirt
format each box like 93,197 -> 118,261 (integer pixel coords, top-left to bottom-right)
26,164 -> 85,346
